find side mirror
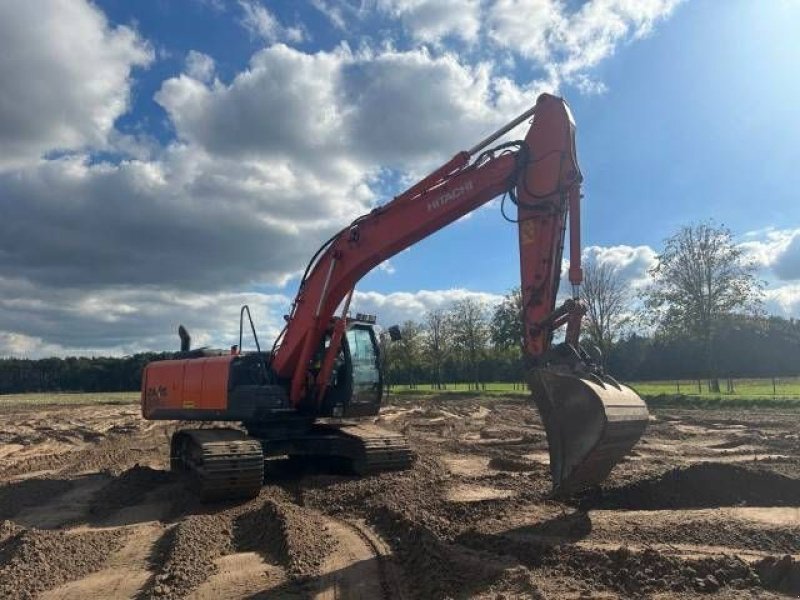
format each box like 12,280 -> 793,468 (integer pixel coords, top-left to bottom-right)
387,325 -> 402,342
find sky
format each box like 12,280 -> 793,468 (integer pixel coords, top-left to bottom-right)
1,0 -> 799,357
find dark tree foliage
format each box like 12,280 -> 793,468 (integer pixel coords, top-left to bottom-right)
0,353 -> 172,394
490,287 -> 523,350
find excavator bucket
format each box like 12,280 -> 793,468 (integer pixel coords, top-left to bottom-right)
529,368 -> 649,495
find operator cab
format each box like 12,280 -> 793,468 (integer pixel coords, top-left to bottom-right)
320,316 -> 384,418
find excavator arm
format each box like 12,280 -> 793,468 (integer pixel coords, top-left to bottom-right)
272,93 -> 648,493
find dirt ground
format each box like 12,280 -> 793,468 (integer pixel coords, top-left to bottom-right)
0,395 -> 799,599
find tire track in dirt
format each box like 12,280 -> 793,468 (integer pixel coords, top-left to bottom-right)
18,465 -> 181,600
185,552 -> 286,600
314,517 -> 405,600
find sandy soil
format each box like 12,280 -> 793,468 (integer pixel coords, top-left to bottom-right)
0,396 -> 799,599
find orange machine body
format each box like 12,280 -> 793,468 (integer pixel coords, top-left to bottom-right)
142,355 -> 232,419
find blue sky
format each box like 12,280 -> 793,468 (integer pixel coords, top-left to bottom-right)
1,0 -> 799,356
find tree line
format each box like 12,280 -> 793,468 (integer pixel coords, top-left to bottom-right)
383,221 -> 779,389
0,222 -> 791,394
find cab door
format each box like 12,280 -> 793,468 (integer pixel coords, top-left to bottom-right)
342,324 -> 383,416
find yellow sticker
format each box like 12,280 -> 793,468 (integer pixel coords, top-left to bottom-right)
521,220 -> 537,245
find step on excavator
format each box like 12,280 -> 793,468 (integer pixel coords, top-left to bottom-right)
141,93 -> 649,501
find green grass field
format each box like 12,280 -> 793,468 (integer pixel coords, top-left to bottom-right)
2,377 -> 800,408
0,391 -> 139,406
389,377 -> 800,397
386,378 -> 800,408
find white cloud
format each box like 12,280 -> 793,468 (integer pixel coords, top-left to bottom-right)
487,0 -> 682,87
239,1 -> 306,43
156,43 -> 541,172
0,148 -> 371,291
583,244 -> 658,288
352,289 -> 504,326
377,260 -> 397,275
0,1 -> 687,356
311,0 -> 349,30
377,0 -> 482,43
764,284 -> 800,320
0,275 -> 289,358
0,0 -> 152,168
739,228 -> 800,282
185,50 -> 216,83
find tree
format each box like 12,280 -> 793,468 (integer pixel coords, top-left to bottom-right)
392,320 -> 424,387
448,298 -> 490,389
643,222 -> 762,392
490,287 -> 523,350
581,259 -> 633,367
422,308 -> 450,390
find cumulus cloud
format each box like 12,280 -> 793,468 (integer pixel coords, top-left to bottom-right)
487,0 -> 682,87
0,0 -> 152,168
351,289 -> 504,326
739,228 -> 800,281
583,244 -> 658,288
0,1 -> 687,356
0,275 -> 289,358
156,44 -> 519,171
0,148 -> 371,290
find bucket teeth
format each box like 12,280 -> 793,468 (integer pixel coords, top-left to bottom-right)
529,368 -> 649,495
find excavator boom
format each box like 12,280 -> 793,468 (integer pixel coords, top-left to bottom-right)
271,93 -> 649,493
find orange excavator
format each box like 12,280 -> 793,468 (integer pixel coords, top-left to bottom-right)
141,94 -> 649,501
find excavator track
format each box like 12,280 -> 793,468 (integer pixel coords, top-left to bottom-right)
171,429 -> 264,502
334,423 -> 415,475
248,422 -> 414,475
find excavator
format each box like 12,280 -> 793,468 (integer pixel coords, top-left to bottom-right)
141,93 -> 649,501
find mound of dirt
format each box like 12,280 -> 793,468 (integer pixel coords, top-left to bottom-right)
458,529 -> 761,596
595,512 -> 800,555
0,525 -> 127,599
371,505 -> 513,599
89,464 -> 174,519
235,498 -> 334,579
147,514 -> 235,599
557,546 -> 758,595
580,463 -> 800,510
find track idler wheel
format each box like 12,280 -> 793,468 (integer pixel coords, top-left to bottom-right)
529,367 -> 649,495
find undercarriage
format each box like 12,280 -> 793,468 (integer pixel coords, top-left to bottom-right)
170,422 -> 414,502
